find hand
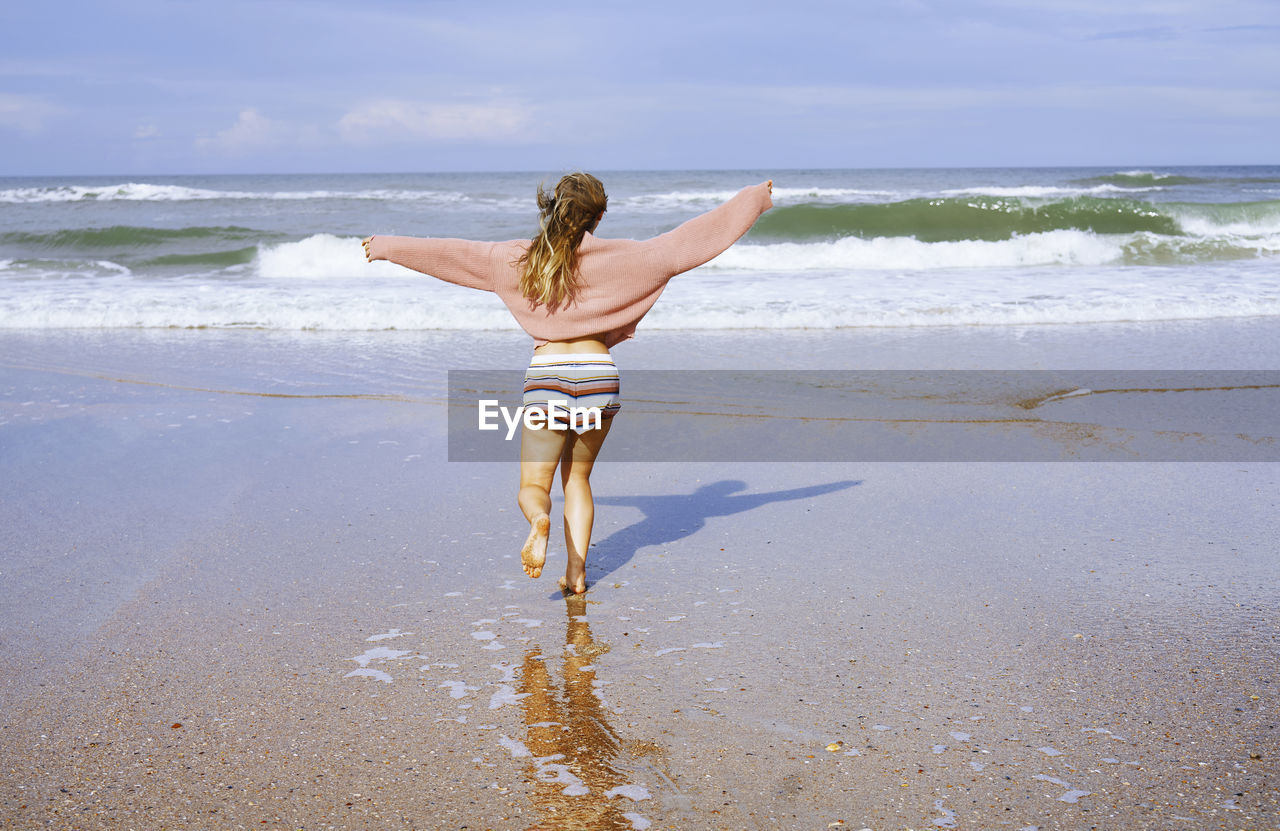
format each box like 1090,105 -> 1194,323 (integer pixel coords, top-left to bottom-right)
362,236 -> 374,262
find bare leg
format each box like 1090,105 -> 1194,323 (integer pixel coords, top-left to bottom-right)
519,514 -> 550,579
519,423 -> 566,579
558,419 -> 612,594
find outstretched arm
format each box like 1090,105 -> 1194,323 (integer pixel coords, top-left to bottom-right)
647,180 -> 773,277
362,234 -> 498,292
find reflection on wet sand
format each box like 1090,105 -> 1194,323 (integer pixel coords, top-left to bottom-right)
517,594 -> 655,830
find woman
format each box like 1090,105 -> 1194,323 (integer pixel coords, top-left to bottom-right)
363,174 -> 772,593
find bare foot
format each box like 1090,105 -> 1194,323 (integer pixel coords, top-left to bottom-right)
558,572 -> 587,595
521,514 -> 550,578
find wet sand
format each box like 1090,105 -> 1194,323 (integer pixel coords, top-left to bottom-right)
1,321 -> 1278,830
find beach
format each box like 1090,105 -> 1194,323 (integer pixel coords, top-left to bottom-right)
2,320 -> 1277,829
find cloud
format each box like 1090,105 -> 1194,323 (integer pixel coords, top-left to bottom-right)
197,108 -> 294,153
337,99 -> 533,143
0,93 -> 63,134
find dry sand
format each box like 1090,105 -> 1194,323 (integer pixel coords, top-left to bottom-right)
2,323 -> 1277,830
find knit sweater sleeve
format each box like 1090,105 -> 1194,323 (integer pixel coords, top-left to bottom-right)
645,181 -> 773,278
365,235 -> 500,292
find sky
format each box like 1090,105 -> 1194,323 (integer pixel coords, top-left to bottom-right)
1,0 -> 1277,175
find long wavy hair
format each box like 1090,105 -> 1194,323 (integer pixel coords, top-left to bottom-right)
517,172 -> 608,308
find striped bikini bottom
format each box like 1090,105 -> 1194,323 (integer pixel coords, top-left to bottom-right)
522,353 -> 621,434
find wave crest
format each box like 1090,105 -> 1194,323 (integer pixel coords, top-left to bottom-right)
0,183 -> 481,204
752,196 -> 1188,242
1072,170 -> 1211,188
1,225 -> 265,249
752,195 -> 1280,244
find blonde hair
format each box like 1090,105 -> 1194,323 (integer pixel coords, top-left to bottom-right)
517,172 -> 608,308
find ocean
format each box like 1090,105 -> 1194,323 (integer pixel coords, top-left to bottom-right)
1,167 -> 1278,332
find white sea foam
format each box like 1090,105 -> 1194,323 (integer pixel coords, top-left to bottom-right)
710,231 -> 1123,272
6,226 -> 1279,331
488,684 -> 529,709
257,234 -> 401,280
499,734 -> 532,758
933,799 -> 958,829
95,260 -> 133,275
621,186 -> 893,211
344,668 -> 394,683
618,190 -> 743,211
533,755 -> 590,796
0,177 -> 1171,207
440,681 -> 478,699
367,629 -> 412,641
0,183 -> 231,203
773,186 -> 900,203
1116,169 -> 1179,180
940,184 -> 1154,198
0,182 -> 482,204
3,266 -> 1276,330
0,276 -> 519,330
604,784 -> 652,801
1032,775 -> 1091,803
349,647 -> 411,667
1169,207 -> 1280,239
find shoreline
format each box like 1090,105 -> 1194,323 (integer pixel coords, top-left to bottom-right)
2,319 -> 1277,828
5,311 -> 1280,368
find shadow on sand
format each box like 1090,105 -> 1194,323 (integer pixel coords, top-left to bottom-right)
564,478 -> 860,592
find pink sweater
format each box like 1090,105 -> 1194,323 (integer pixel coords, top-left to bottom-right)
366,181 -> 773,347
